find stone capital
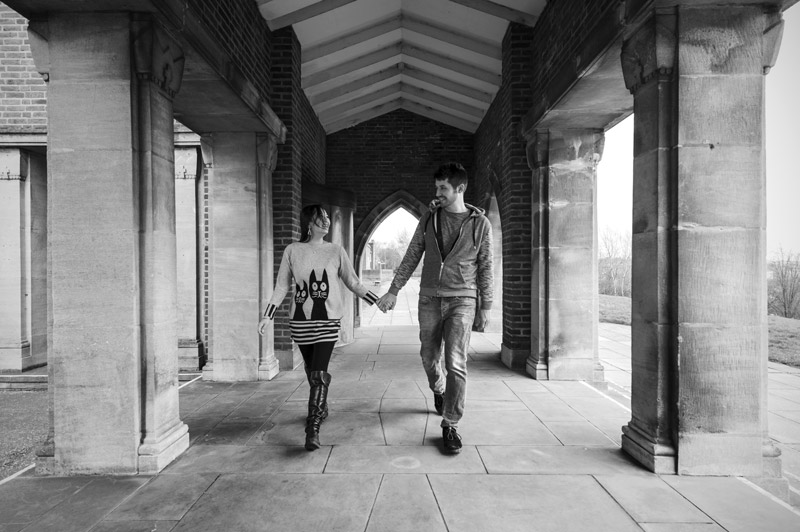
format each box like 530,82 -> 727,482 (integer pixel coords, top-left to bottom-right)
200,135 -> 214,169
132,18 -> 185,98
257,133 -> 279,174
621,12 -> 676,94
762,13 -> 784,74
0,149 -> 28,181
525,130 -> 550,170
26,20 -> 50,82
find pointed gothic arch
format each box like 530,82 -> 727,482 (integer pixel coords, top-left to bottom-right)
354,189 -> 428,271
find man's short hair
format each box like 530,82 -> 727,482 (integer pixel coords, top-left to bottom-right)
434,162 -> 468,191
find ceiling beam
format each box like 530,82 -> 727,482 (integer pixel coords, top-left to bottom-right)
267,0 -> 358,31
318,83 -> 402,124
402,65 -> 494,104
400,83 -> 485,118
309,64 -> 402,107
303,14 -> 402,63
402,13 -> 500,60
325,100 -> 404,134
399,99 -> 479,132
403,44 -> 500,86
448,0 -> 539,27
303,42 -> 402,89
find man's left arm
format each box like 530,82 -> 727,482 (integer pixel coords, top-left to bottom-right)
475,219 -> 494,329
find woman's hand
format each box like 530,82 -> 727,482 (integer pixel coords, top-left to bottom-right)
257,317 -> 270,336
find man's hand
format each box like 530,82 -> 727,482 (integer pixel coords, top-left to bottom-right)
473,309 -> 490,332
376,293 -> 397,312
257,317 -> 270,336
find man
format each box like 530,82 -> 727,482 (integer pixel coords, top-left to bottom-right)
377,162 -> 493,454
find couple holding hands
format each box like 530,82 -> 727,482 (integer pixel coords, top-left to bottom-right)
258,162 -> 494,454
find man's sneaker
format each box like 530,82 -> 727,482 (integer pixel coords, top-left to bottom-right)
433,392 -> 444,416
442,427 -> 462,454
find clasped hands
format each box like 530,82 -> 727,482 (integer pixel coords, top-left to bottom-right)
376,293 -> 396,313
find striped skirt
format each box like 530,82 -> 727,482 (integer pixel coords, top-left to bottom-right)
290,319 -> 341,345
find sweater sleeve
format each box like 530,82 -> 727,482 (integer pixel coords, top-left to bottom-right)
476,218 -> 494,310
338,246 -> 379,306
388,213 -> 428,295
264,245 -> 293,319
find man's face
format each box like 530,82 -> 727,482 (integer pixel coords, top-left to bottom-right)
435,179 -> 462,208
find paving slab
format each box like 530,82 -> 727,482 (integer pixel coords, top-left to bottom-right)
171,474 -> 381,532
378,397 -> 427,413
429,474 -> 642,532
365,475 -> 447,532
382,379 -> 425,398
380,413 -> 427,445
107,473 -> 218,521
423,409 -> 562,446
662,476 -> 800,532
639,524 -> 725,532
199,419 -> 265,445
90,521 -> 179,532
325,445 -> 486,473
465,380 -> 519,400
162,444 -> 329,474
0,477 -> 91,524
542,421 -> 618,446
517,393 -> 586,421
594,475 -> 713,524
252,410 -> 386,446
15,477 -> 148,532
478,445 -> 651,475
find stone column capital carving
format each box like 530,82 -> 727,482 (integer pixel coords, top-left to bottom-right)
0,149 -> 28,181
27,20 -> 50,82
257,133 -> 279,174
199,135 -> 214,169
762,13 -> 784,74
621,12 -> 676,94
525,129 -> 550,170
132,18 -> 185,98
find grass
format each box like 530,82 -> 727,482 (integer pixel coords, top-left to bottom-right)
599,294 -> 800,369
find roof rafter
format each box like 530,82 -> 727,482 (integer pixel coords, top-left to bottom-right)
266,0 -> 358,31
400,83 -> 485,118
403,44 -> 500,86
325,100 -> 404,134
402,64 -> 494,104
309,64 -> 402,107
399,99 -> 479,132
303,13 -> 402,63
303,42 -> 402,89
402,13 -> 500,60
318,83 -> 402,124
449,0 -> 539,27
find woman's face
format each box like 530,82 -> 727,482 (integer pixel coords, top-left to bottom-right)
310,209 -> 330,237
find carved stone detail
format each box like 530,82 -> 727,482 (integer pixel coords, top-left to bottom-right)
621,13 -> 676,94
132,19 -> 185,98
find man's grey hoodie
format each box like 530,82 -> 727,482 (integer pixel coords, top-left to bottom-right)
388,203 -> 493,309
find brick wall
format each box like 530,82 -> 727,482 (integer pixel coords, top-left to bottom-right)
0,3 -> 46,133
270,27 -> 326,352
474,23 -> 535,355
186,0 -> 272,105
530,0 -> 619,101
326,108 -> 475,258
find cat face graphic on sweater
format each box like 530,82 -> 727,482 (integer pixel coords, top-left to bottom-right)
293,281 -> 308,321
309,270 -> 329,320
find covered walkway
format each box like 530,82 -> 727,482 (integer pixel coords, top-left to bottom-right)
2,281 -> 799,531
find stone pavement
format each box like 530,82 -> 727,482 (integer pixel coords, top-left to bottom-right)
1,282 -> 800,531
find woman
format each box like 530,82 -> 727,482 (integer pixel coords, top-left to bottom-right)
258,205 -> 381,451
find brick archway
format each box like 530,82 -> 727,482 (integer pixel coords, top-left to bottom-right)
354,189 -> 428,271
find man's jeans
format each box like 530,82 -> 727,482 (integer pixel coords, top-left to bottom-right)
418,295 -> 476,428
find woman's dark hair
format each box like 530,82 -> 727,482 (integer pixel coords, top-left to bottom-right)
299,204 -> 326,243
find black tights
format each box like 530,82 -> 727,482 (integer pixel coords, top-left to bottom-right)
298,341 -> 335,373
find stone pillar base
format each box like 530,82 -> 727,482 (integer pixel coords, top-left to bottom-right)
525,356 -> 548,380
276,347 -> 303,371
138,420 -> 190,474
258,358 -> 279,380
0,342 -> 30,371
178,338 -> 203,372
202,362 -> 214,381
500,344 -> 528,370
548,358 -> 597,381
621,422 -> 676,474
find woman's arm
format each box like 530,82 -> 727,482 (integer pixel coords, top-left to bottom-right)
338,246 -> 379,306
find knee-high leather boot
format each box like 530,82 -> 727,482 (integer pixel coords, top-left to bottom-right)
305,371 -> 331,451
304,364 -> 328,422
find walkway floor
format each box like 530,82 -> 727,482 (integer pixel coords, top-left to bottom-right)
1,281 -> 800,531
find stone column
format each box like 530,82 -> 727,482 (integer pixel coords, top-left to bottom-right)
175,146 -> 202,371
0,149 -> 46,371
620,6 -> 784,477
203,131 -> 277,381
328,204 -> 356,344
526,129 -> 604,381
34,13 -> 188,475
257,134 -> 280,380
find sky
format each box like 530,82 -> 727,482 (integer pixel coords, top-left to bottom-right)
372,8 -> 799,257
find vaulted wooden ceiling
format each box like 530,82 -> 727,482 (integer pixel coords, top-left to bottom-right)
256,0 -> 547,133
